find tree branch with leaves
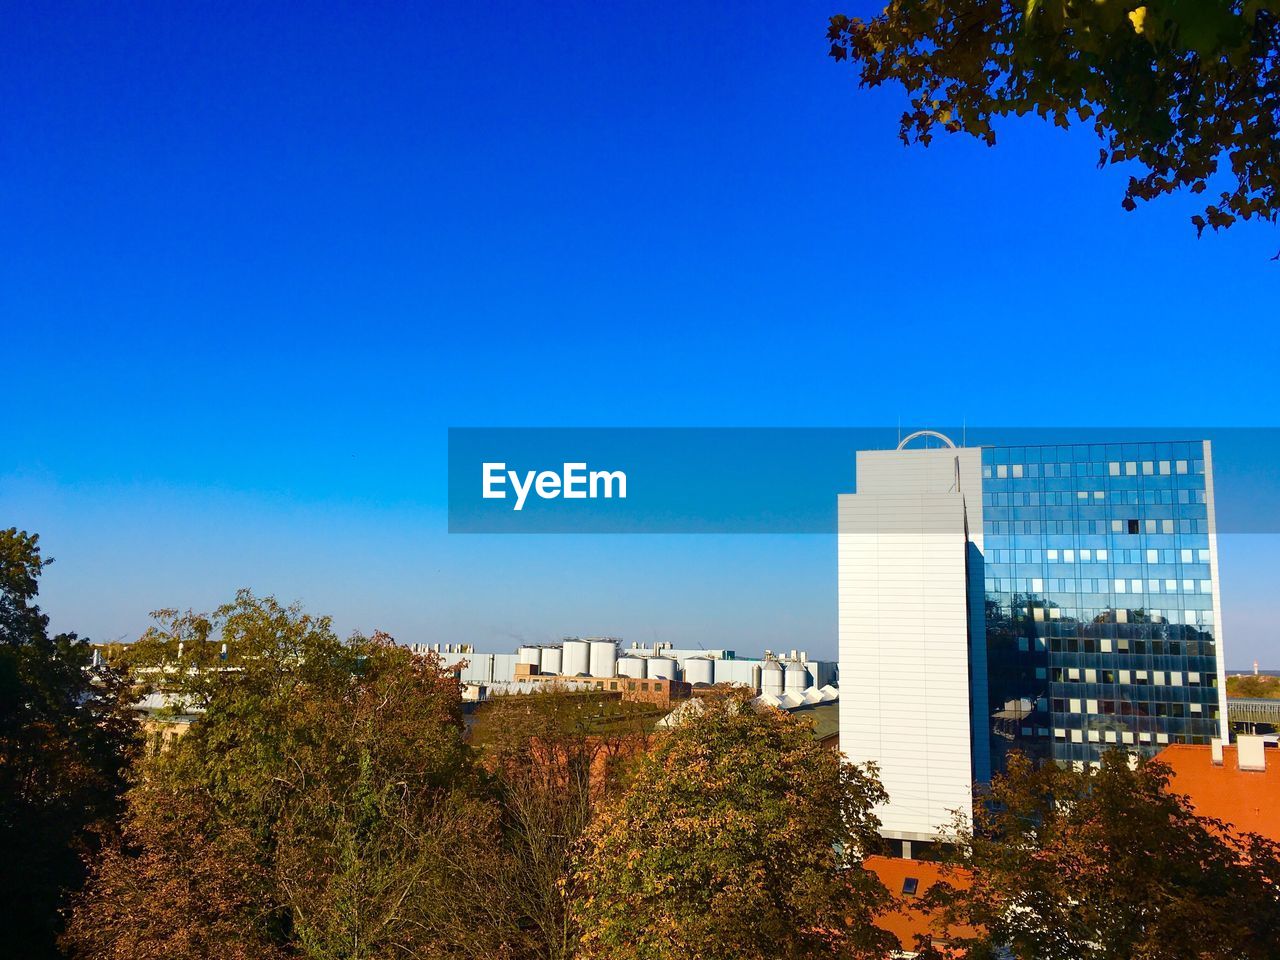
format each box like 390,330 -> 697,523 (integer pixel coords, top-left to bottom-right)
829,0 -> 1280,238
924,749 -> 1280,960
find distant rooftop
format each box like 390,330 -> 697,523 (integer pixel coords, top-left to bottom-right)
863,856 -> 976,955
1157,741 -> 1280,842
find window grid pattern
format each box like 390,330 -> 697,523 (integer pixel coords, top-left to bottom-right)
980,441 -> 1220,769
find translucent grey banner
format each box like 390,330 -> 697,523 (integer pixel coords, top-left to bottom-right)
446,428 -> 1280,534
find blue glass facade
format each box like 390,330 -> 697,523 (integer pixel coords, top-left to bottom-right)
980,441 -> 1224,769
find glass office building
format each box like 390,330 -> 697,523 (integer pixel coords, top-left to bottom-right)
979,441 -> 1227,769
838,433 -> 1230,843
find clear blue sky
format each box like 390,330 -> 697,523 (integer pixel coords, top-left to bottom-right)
3,1 -> 1277,666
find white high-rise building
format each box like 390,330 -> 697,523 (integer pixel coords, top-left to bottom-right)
838,431 -> 987,846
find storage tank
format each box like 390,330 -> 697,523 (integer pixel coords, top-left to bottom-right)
760,660 -> 784,697
616,655 -> 647,679
783,661 -> 810,692
648,656 -> 678,681
562,639 -> 590,676
517,646 -> 542,671
540,646 -> 563,676
684,657 -> 715,686
589,639 -> 618,678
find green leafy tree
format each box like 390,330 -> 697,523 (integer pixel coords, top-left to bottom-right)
65,592 -> 514,960
928,750 -> 1280,960
572,692 -> 896,960
0,528 -> 138,959
828,1 -> 1280,237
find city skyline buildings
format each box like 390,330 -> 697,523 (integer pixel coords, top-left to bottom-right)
838,432 -> 1230,844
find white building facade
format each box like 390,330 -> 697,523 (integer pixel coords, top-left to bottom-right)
838,433 -> 987,845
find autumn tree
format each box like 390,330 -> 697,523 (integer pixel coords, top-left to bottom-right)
927,749 -> 1280,960
828,1 -> 1280,237
0,528 -> 138,959
471,687 -> 658,960
572,692 -> 897,960
65,592 -> 513,960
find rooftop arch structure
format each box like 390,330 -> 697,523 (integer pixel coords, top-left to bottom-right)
896,429 -> 957,451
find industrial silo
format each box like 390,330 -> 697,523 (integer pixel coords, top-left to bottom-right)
683,657 -> 715,686
589,639 -> 618,678
562,639 -> 590,676
760,660 -> 784,697
648,656 -> 678,681
616,655 -> 647,679
517,646 -> 542,671
540,646 -> 563,676
783,661 -> 810,693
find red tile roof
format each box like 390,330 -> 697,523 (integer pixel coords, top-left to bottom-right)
864,856 -> 976,956
1156,743 -> 1280,842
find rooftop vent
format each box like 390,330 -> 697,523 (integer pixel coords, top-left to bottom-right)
1238,735 -> 1267,772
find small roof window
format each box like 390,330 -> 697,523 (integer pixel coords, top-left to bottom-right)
902,877 -> 920,897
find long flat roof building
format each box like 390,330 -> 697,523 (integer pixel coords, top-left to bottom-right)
839,431 -> 1229,847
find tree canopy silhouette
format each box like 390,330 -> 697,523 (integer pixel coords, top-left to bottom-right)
0,528 -> 138,959
829,1 -> 1280,237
